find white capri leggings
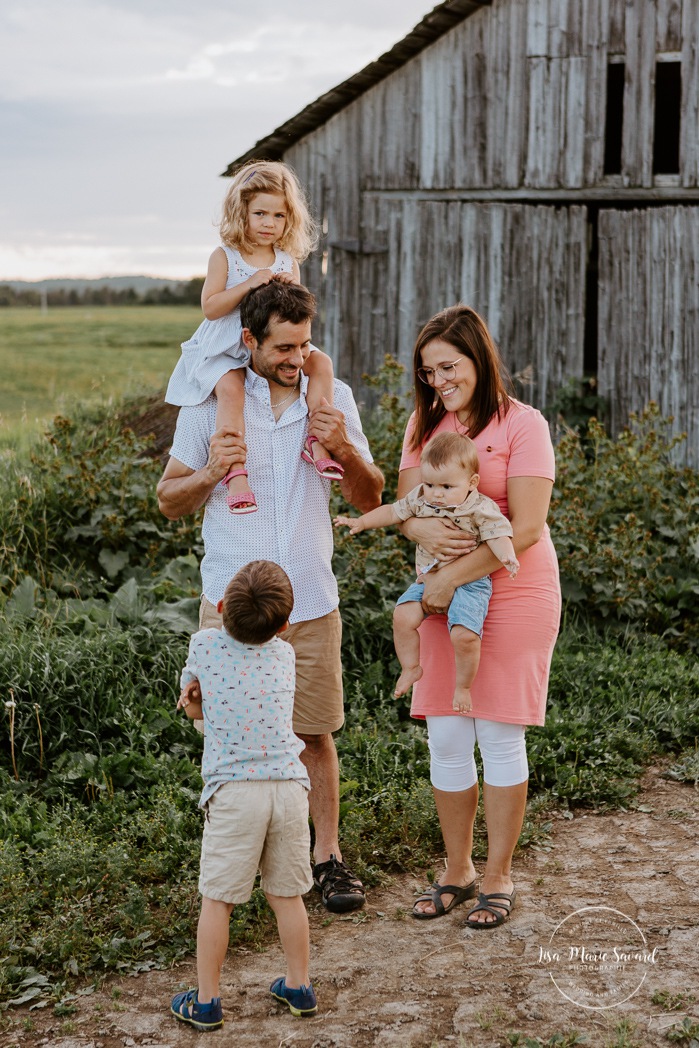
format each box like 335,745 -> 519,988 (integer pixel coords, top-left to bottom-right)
426,716 -> 529,791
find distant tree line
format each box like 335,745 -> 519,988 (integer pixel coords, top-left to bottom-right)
0,278 -> 205,308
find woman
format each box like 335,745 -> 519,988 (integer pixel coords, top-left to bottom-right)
399,305 -> 560,928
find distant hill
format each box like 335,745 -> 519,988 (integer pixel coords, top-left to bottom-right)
3,276 -> 188,293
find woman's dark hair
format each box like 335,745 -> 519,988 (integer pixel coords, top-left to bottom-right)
410,305 -> 513,450
222,560 -> 293,645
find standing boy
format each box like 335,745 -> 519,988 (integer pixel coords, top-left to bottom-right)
170,560 -> 317,1031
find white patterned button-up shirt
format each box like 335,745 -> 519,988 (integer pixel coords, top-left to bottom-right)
169,370 -> 373,624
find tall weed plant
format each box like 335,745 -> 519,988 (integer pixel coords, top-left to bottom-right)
549,406 -> 699,648
0,620 -> 196,797
0,405 -> 201,596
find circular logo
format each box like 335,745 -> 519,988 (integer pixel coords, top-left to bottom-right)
538,906 -> 658,1010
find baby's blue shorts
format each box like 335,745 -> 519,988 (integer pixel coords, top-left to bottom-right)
395,574 -> 493,637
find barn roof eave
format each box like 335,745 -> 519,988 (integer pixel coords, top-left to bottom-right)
222,0 -> 491,175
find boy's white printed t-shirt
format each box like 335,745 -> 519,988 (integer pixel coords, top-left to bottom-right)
181,627 -> 310,807
169,372 -> 373,624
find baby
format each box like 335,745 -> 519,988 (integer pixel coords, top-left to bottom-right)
334,432 -> 518,713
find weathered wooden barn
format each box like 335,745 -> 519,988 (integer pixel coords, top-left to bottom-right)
225,0 -> 699,465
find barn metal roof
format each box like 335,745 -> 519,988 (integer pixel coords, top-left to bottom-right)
222,0 -> 491,174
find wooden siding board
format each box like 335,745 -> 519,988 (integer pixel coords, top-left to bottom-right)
596,209 -> 618,424
486,1 -> 509,185
357,195 -> 390,386
564,56 -> 587,186
396,199 -> 421,371
486,204 -> 505,339
459,204 -> 481,310
525,57 -> 551,186
681,0 -> 699,186
460,10 -> 490,186
622,0 -> 657,186
583,0 -> 610,184
548,0 -> 570,57
656,0 -> 683,51
526,0 -> 549,56
487,0 -> 528,187
504,0 -> 528,185
565,0 -> 587,54
608,0 -> 626,51
418,51 -> 439,188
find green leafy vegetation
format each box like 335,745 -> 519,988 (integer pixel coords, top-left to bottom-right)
0,337 -> 697,1005
666,1017 -> 699,1043
505,1031 -> 587,1047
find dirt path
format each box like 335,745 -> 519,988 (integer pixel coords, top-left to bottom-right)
3,770 -> 698,1048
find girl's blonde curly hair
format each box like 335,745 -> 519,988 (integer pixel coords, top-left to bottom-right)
219,160 -> 318,262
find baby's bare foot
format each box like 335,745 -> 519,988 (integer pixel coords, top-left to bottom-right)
394,665 -> 423,697
453,686 -> 473,714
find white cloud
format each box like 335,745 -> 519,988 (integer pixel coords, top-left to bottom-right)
0,0 -> 433,279
0,243 -> 210,281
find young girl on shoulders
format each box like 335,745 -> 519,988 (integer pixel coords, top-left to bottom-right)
165,160 -> 341,514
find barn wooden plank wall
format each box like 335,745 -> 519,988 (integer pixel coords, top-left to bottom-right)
353,199 -> 587,409
598,206 -> 699,463
283,0 -> 699,465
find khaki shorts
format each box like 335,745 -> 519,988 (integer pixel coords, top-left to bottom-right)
199,780 -> 313,904
199,597 -> 344,735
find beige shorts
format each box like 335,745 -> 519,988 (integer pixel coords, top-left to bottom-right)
199,597 -> 344,735
199,780 -> 313,904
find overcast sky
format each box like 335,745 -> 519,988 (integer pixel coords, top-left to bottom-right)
0,0 -> 432,281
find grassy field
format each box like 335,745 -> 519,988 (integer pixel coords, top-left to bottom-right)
0,306 -> 200,448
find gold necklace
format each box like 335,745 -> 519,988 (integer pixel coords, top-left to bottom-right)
270,384 -> 299,409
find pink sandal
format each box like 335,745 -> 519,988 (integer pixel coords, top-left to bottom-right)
301,435 -> 345,481
222,468 -> 257,514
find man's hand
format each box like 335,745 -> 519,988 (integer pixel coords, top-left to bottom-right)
206,427 -> 247,485
307,399 -> 351,458
308,398 -> 384,514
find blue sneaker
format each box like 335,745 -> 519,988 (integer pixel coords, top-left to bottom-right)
171,988 -> 223,1031
270,977 -> 317,1017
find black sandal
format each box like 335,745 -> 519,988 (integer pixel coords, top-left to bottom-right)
466,889 -> 517,929
411,878 -> 478,920
312,854 -> 365,913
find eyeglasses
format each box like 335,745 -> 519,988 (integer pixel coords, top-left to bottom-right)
416,359 -> 463,385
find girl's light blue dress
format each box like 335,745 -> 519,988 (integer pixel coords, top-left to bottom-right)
165,244 -> 294,407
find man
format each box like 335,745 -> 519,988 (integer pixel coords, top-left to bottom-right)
157,280 -> 384,912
